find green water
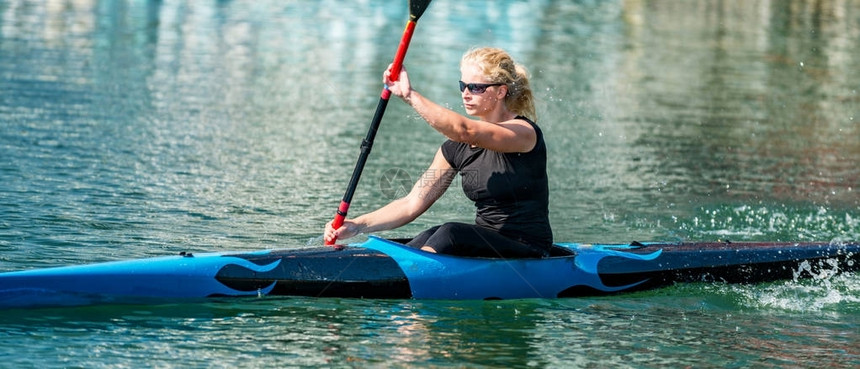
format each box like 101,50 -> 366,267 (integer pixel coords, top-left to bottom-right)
0,0 -> 858,367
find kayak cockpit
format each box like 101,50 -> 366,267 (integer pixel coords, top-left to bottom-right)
384,238 -> 576,258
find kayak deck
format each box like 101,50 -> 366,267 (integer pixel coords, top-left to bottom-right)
0,237 -> 858,307
555,240 -> 859,296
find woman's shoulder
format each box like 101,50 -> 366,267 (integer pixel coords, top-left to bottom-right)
513,115 -> 543,141
514,115 -> 537,128
514,115 -> 533,122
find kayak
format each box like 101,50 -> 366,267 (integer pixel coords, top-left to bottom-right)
1,236 -> 858,308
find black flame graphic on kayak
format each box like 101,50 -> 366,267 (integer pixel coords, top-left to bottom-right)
210,242 -> 664,299
211,248 -> 413,299
212,258 -> 281,295
557,245 -> 664,296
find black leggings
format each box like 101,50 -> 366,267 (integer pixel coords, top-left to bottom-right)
406,222 -> 549,258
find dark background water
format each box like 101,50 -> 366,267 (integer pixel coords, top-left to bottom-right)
1,0 -> 858,367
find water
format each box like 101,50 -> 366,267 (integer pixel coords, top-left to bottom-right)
0,0 -> 858,367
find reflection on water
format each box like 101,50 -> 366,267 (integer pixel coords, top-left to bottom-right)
2,0 -> 856,245
536,0 -> 858,241
0,0 -> 859,367
3,294 -> 856,368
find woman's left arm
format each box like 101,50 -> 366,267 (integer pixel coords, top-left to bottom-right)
384,68 -> 536,153
408,91 -> 536,153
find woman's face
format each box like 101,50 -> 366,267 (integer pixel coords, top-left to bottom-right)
460,62 -> 506,118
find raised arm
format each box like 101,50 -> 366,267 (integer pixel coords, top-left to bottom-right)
384,66 -> 536,153
404,90 -> 536,153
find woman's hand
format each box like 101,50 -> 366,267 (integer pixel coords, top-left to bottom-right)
383,64 -> 412,102
324,218 -> 361,244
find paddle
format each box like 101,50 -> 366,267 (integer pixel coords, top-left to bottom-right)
326,0 -> 433,246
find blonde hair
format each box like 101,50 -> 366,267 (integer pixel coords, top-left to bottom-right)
460,47 -> 536,121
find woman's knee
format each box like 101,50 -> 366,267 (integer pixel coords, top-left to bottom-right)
437,222 -> 470,233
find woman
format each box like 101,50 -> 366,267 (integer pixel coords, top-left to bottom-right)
324,47 -> 552,258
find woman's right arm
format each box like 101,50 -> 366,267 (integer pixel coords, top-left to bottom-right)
324,148 -> 456,243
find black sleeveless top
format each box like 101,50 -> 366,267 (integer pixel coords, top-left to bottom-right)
440,116 -> 553,248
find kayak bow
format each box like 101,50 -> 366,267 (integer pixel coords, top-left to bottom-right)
1,237 -> 858,308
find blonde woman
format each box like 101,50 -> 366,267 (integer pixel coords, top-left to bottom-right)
325,47 -> 551,258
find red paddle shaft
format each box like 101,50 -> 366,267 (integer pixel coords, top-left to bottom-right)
383,20 -> 415,98
326,19 -> 419,246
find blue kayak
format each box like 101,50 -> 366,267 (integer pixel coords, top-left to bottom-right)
1,236 -> 858,308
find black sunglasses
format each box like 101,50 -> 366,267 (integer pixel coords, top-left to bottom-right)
459,80 -> 505,94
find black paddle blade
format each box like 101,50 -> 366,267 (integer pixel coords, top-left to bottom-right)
409,0 -> 433,21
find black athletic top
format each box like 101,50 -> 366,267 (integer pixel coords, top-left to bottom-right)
440,116 -> 553,248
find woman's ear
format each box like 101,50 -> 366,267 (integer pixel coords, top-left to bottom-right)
497,85 -> 509,100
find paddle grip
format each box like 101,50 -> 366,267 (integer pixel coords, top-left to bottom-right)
382,20 -> 416,99
325,201 -> 350,246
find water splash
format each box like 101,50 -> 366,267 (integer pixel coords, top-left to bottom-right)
677,204 -> 860,242
739,274 -> 860,313
710,260 -> 860,314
